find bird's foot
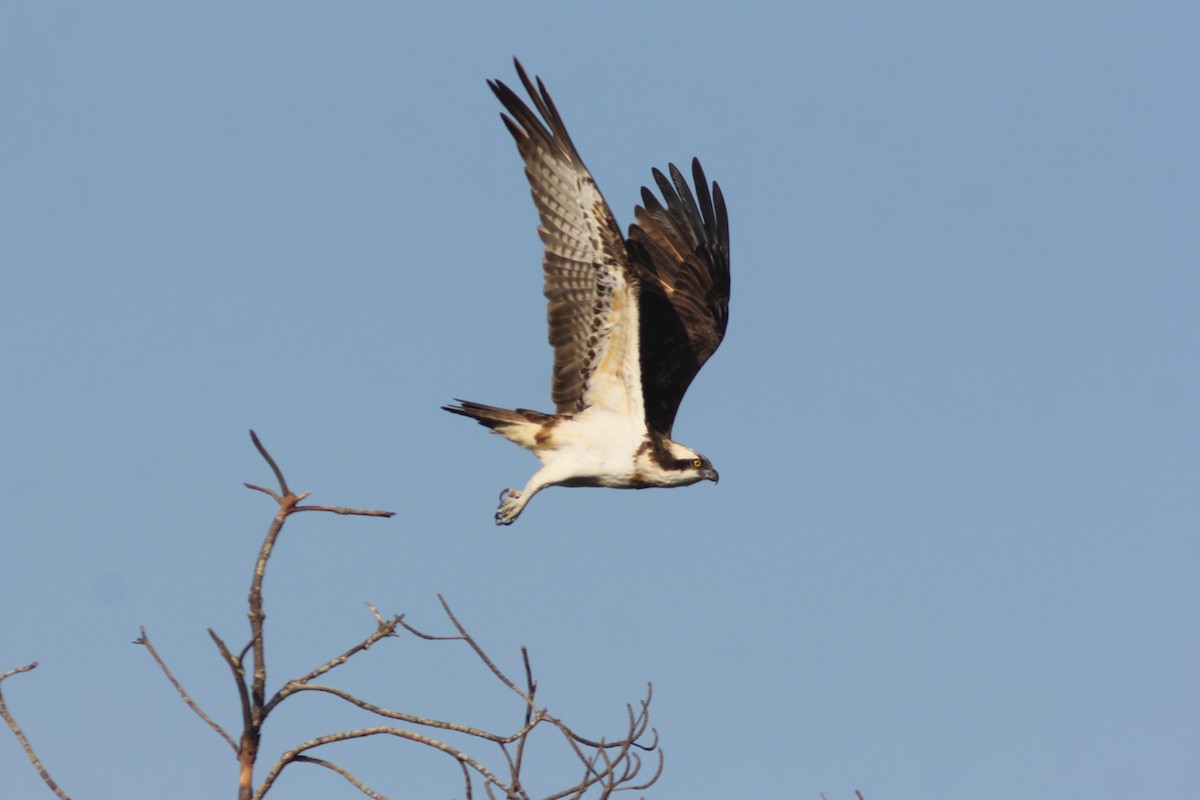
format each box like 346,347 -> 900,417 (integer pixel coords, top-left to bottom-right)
495,488 -> 523,526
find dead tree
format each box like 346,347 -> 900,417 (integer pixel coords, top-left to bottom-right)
5,430 -> 660,799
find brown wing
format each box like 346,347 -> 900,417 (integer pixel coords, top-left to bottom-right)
489,60 -> 642,416
626,159 -> 730,437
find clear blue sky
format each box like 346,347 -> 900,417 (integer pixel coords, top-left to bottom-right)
2,3 -> 1196,798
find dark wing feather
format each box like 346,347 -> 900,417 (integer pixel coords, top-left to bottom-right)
489,60 -> 637,415
626,158 -> 730,436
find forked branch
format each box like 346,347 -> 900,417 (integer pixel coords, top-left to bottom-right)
0,663 -> 71,800
135,629 -> 237,751
260,596 -> 660,800
136,430 -> 659,799
141,430 -> 396,800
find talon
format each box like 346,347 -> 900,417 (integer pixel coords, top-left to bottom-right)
494,488 -> 523,525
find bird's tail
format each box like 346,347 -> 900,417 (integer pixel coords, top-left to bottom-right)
442,399 -> 557,450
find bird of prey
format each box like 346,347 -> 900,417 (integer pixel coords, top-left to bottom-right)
444,60 -> 731,525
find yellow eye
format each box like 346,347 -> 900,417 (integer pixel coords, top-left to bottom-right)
692,459 -> 703,468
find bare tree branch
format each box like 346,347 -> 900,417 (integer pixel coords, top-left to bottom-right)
245,430 -> 393,518
397,615 -> 464,642
135,628 -> 237,752
252,596 -> 660,799
243,482 -> 283,503
264,604 -> 401,715
285,683 -> 544,743
437,594 -> 530,702
139,430 -> 658,800
207,628 -> 253,744
249,429 -> 290,497
293,504 -> 395,517
292,755 -> 389,800
247,488 -> 291,724
139,431 -> 397,799
0,663 -> 71,800
459,759 -> 475,800
512,646 -> 537,789
203,627 -> 259,800
255,727 -> 508,800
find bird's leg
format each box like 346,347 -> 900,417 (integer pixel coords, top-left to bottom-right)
495,467 -> 557,526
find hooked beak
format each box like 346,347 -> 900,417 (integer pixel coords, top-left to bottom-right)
706,467 -> 720,484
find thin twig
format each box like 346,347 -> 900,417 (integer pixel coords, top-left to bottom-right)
136,628 -> 237,751
397,616 -> 463,641
249,429 -> 290,496
458,759 -> 474,800
264,605 -> 401,715
542,686 -> 657,752
255,727 -> 508,800
405,597 -> 659,797
294,504 -> 395,517
539,687 -> 661,800
437,595 -> 528,700
0,663 -> 71,800
2,663 -> 39,681
292,755 -> 389,799
521,647 -> 537,711
633,751 -> 665,792
243,482 -> 282,502
285,683 -> 543,742
208,629 -> 253,738
545,729 -> 606,800
512,646 -> 536,787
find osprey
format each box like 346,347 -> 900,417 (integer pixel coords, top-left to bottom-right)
445,60 -> 730,525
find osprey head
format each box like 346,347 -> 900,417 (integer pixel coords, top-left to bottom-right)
660,441 -> 720,486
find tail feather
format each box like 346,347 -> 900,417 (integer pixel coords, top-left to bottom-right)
444,400 -> 554,431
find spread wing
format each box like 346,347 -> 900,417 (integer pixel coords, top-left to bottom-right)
489,60 -> 643,418
626,159 -> 730,437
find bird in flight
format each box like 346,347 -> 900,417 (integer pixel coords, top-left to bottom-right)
445,60 -> 731,525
